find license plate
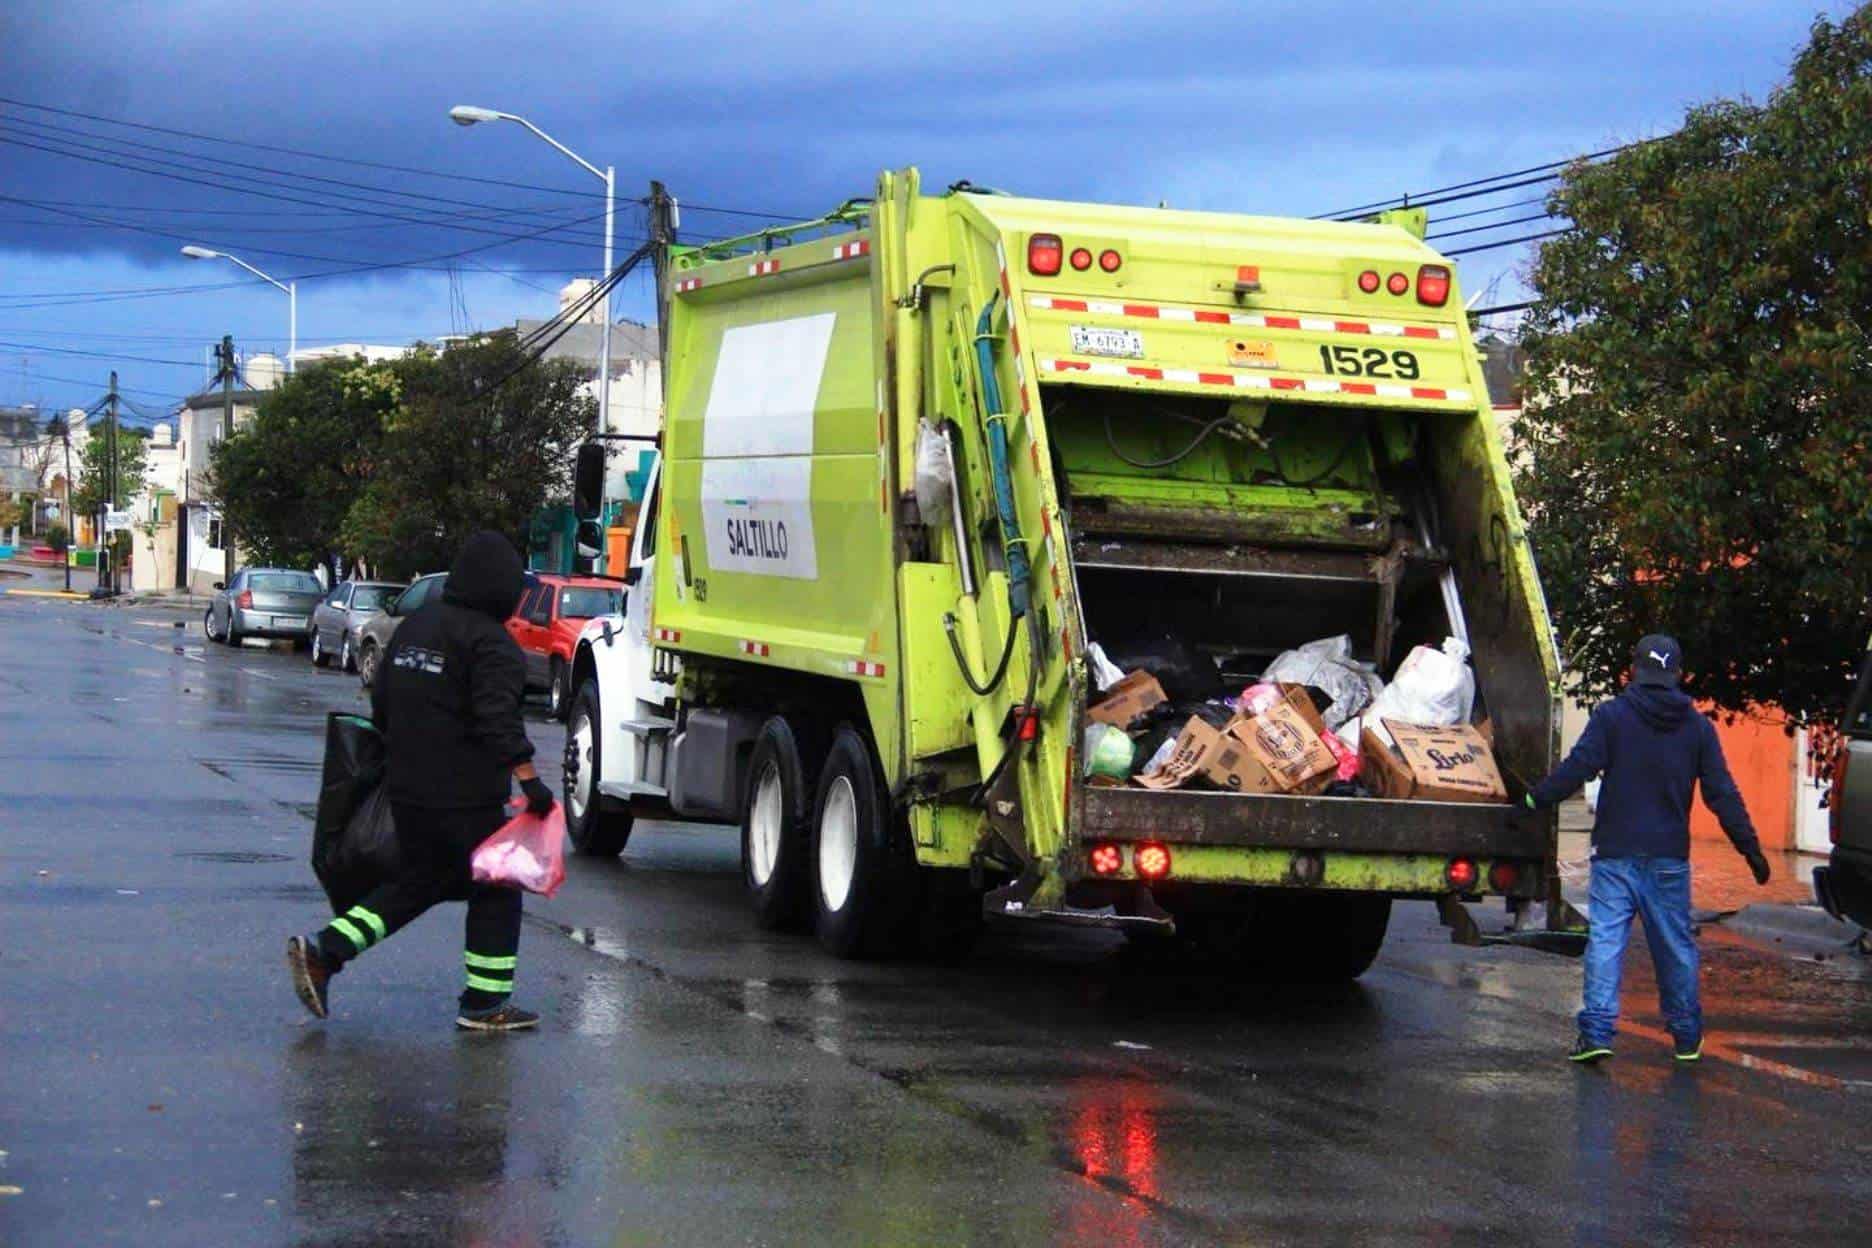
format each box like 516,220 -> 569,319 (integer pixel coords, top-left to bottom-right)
276,616 -> 307,630
1070,325 -> 1145,359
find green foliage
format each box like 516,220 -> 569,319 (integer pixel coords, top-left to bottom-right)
210,358 -> 399,570
340,334 -> 593,578
1518,8 -> 1872,724
45,522 -> 69,554
73,426 -> 147,516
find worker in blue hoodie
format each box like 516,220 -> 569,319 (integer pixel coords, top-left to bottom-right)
1522,635 -> 1771,1064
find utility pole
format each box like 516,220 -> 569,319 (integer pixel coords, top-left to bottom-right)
648,181 -> 678,401
103,370 -> 119,594
58,414 -> 72,593
217,335 -> 237,586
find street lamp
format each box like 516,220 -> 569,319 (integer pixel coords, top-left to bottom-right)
180,246 -> 297,374
448,104 -> 614,438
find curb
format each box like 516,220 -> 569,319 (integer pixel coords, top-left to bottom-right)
1718,902 -> 1869,961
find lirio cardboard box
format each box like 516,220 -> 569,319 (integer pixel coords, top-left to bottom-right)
1089,670 -> 1170,729
1360,719 -> 1507,804
1133,716 -> 1281,793
1229,686 -> 1336,794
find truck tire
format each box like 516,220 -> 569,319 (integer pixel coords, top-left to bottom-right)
1244,892 -> 1392,982
548,658 -> 571,721
741,716 -> 821,929
564,681 -> 633,857
811,726 -> 913,958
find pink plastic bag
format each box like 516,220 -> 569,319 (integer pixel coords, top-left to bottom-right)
471,802 -> 566,898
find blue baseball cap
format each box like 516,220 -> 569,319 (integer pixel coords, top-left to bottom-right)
1633,634 -> 1683,686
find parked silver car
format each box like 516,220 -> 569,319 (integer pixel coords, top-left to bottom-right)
353,571 -> 447,688
204,568 -> 325,645
308,579 -> 405,671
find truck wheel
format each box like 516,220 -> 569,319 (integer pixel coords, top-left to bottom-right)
548,658 -> 570,721
1245,893 -> 1392,982
811,726 -> 913,959
564,681 -> 633,856
741,716 -> 821,929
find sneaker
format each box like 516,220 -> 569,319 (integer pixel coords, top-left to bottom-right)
287,935 -> 331,1020
455,1003 -> 540,1032
1568,1035 -> 1614,1064
1673,1037 -> 1703,1062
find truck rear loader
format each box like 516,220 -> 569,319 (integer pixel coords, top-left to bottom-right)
564,168 -> 1571,976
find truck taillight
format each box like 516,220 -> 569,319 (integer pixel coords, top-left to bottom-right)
1069,247 -> 1093,271
1099,249 -> 1123,273
237,590 -> 253,609
1445,857 -> 1478,891
1028,234 -> 1063,277
1417,264 -> 1451,307
1487,861 -> 1520,893
1831,745 -> 1849,845
1386,271 -> 1409,296
1135,842 -> 1172,880
1089,843 -> 1123,876
1357,269 -> 1381,293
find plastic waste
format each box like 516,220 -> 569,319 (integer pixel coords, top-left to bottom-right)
1236,682 -> 1284,717
1320,727 -> 1361,783
1100,634 -> 1223,702
1086,642 -> 1127,693
1366,636 -> 1476,745
1138,734 -> 1179,778
312,712 -> 395,913
472,802 -> 567,898
1259,634 -> 1382,728
1083,722 -> 1137,780
914,420 -> 954,533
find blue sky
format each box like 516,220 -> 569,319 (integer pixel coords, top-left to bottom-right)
0,0 -> 1846,415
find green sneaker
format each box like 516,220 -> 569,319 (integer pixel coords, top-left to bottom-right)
1569,1035 -> 1613,1064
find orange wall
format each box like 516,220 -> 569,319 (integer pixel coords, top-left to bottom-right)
1692,706 -> 1793,851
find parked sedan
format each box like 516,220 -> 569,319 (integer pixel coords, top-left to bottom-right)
204,568 -> 325,645
308,579 -> 405,672
353,571 -> 447,688
506,574 -> 624,719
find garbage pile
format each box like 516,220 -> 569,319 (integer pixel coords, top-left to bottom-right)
1083,633 -> 1507,804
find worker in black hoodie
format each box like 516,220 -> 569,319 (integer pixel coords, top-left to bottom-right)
1522,634 -> 1770,1065
287,530 -> 553,1032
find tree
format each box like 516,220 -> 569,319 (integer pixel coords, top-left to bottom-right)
1517,8 -> 1872,725
73,426 -> 146,516
210,358 -> 399,571
341,333 -> 593,578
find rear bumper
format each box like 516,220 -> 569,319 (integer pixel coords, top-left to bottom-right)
1814,846 -> 1872,928
233,608 -> 311,639
1072,787 -> 1546,897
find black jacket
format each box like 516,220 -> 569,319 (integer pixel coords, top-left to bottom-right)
371,531 -> 533,810
1530,684 -> 1760,860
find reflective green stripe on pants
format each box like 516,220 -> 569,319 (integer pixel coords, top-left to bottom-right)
465,971 -> 512,994
329,916 -> 369,952
465,951 -> 517,971
346,905 -> 387,942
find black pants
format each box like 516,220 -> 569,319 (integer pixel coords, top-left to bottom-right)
316,802 -> 521,1011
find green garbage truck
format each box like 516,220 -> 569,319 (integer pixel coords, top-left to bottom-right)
562,167 -> 1569,976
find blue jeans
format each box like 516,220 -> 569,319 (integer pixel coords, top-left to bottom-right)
1579,856 -> 1700,1047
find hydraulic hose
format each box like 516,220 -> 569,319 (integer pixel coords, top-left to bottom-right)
944,610 -> 1018,696
973,293 -> 1031,620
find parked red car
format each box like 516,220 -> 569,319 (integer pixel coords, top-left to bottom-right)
508,573 -> 625,719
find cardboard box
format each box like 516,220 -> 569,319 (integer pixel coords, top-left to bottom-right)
1362,720 -> 1508,804
1089,670 -> 1169,730
1133,716 -> 1214,789
1133,715 -> 1281,794
1228,688 -> 1336,794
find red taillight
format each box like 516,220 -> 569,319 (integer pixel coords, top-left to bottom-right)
1416,264 -> 1451,307
1386,271 -> 1409,296
1099,249 -> 1123,273
1445,857 -> 1478,891
1069,247 -> 1093,271
1089,842 -> 1123,876
1487,861 -> 1520,893
237,590 -> 253,609
1357,269 -> 1381,294
1134,842 -> 1172,880
1028,234 -> 1063,277
1016,706 -> 1039,742
1831,745 -> 1850,845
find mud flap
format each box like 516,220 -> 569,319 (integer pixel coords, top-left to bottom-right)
983,869 -> 1176,935
1439,894 -> 1588,957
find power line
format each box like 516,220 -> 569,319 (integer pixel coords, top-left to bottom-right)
0,363 -> 185,401
1318,140 -> 1648,219
1443,228 -> 1570,258
1426,211 -> 1557,241
0,339 -> 202,367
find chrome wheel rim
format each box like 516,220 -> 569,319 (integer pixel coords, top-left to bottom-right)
341,636 -> 352,669
566,710 -> 593,822
310,632 -> 322,663
748,763 -> 783,887
818,775 -> 858,913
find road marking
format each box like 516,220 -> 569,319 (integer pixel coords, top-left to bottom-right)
4,588 -> 87,599
1616,1019 -> 1852,1090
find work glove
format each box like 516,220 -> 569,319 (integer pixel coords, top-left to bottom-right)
1745,849 -> 1772,887
1507,792 -> 1540,830
520,775 -> 555,816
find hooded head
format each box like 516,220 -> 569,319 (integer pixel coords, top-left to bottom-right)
1632,633 -> 1683,687
442,530 -> 527,620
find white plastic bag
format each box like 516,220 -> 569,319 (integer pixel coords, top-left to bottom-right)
1259,634 -> 1380,728
1367,637 -> 1476,745
914,420 -> 954,533
1086,642 -> 1127,693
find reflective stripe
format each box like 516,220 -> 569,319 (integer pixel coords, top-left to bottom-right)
347,906 -> 387,942
464,971 -> 512,993
464,951 -> 517,971
329,917 -> 369,952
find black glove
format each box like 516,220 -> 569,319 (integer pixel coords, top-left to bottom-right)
1507,793 -> 1540,830
1745,849 -> 1772,886
520,775 -> 555,816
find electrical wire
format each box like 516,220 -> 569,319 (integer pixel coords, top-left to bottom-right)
1317,140 -> 1650,219
1443,228 -> 1570,257
1426,211 -> 1556,242
0,339 -> 201,367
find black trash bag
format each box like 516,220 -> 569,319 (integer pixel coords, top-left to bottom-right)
312,712 -> 396,912
1099,634 -> 1223,702
330,785 -> 400,911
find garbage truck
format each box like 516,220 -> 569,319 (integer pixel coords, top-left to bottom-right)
562,167 -> 1573,976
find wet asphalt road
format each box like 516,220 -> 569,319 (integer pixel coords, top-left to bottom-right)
3,585 -> 1872,1246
